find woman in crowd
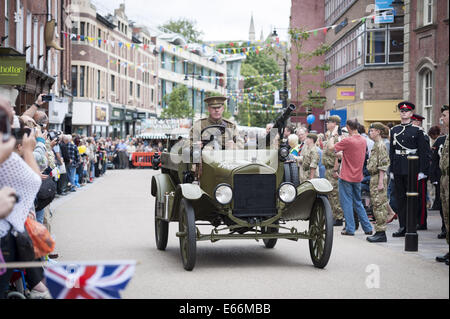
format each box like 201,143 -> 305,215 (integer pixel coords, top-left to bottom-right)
0,99 -> 50,299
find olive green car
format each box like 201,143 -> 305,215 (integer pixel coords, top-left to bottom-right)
151,106 -> 334,271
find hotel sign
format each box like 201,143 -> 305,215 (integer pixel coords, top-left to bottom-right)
0,50 -> 26,85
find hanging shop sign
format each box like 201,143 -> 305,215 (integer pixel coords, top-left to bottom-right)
0,48 -> 26,85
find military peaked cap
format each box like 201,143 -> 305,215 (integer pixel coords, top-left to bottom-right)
411,114 -> 425,122
398,101 -> 415,111
369,122 -> 386,131
307,133 -> 318,143
327,115 -> 341,124
204,96 -> 227,108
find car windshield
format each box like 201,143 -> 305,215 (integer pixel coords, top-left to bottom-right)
201,149 -> 279,169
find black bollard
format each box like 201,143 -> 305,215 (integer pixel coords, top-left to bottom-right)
405,155 -> 419,251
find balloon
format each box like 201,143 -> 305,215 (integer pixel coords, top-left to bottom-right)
307,114 -> 316,125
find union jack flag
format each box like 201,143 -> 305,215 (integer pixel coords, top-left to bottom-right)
44,261 -> 136,299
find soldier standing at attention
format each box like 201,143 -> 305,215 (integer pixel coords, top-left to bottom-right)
323,116 -> 345,226
300,133 -> 320,183
411,114 -> 431,230
436,105 -> 449,265
389,102 -> 431,238
366,123 -> 390,243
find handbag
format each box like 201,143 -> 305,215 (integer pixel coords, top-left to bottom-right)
10,224 -> 35,262
25,217 -> 55,259
35,176 -> 57,211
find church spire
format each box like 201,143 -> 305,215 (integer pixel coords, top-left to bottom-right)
249,14 -> 255,42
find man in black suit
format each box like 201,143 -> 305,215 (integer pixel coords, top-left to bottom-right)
389,102 -> 431,237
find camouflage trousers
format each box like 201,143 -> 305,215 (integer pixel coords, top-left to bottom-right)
370,174 -> 389,232
325,169 -> 344,220
441,175 -> 449,245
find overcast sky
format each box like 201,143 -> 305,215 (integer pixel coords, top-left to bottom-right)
91,0 -> 292,42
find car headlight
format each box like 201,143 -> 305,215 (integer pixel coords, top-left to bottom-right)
214,184 -> 233,205
279,145 -> 290,162
278,183 -> 297,203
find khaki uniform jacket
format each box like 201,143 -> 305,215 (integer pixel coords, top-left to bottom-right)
189,117 -> 239,148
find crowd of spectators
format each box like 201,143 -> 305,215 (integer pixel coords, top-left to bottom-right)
0,94 -> 165,299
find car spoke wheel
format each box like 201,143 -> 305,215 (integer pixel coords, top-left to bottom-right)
154,199 -> 169,251
308,196 -> 333,269
178,198 -> 197,271
262,221 -> 279,248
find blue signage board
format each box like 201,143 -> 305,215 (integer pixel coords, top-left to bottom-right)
375,0 -> 394,10
330,109 -> 347,127
375,11 -> 395,23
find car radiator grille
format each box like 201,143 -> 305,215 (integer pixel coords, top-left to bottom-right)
233,174 -> 277,218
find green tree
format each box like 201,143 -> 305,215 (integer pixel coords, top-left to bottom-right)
160,85 -> 194,119
160,18 -> 203,43
288,28 -> 330,111
235,63 -> 279,127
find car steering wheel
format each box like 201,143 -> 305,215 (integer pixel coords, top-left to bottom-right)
199,125 -> 227,150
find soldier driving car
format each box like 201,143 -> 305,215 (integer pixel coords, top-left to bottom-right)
189,95 -> 239,150
389,101 -> 431,238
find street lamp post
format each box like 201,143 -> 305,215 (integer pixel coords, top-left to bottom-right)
184,72 -> 203,120
271,29 -> 289,110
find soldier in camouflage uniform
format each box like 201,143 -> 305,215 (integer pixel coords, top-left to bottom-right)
323,116 -> 344,226
300,133 -> 319,183
366,122 -> 390,243
437,105 -> 449,265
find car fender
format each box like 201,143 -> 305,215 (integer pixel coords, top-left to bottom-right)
151,174 -> 176,201
171,184 -> 210,222
281,179 -> 333,221
307,178 -> 333,194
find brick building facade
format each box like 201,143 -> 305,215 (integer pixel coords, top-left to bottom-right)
1,0 -> 71,124
403,0 -> 449,133
289,0 -> 326,132
69,1 -> 159,138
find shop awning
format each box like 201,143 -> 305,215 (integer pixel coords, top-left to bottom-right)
136,133 -> 168,140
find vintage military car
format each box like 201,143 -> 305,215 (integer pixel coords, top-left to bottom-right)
151,105 -> 334,271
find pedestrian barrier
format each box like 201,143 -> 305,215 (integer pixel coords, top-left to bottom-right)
131,152 -> 161,168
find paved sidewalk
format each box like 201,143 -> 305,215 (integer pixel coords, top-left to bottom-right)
355,209 -> 449,264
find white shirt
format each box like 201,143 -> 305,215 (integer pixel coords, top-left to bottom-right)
0,153 -> 42,237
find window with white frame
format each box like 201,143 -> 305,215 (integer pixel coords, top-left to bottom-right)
16,0 -> 24,52
423,0 -> 433,26
422,69 -> 433,132
26,11 -> 32,63
4,0 -> 9,47
39,24 -> 44,70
